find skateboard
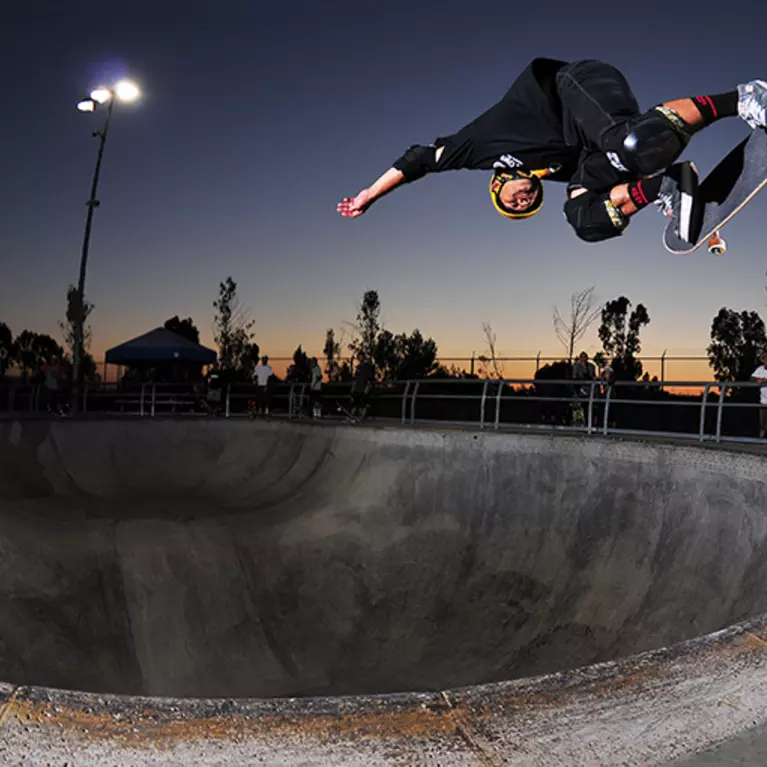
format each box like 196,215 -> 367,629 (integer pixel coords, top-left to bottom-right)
335,400 -> 359,423
663,128 -> 767,255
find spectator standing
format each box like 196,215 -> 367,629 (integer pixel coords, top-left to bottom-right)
351,352 -> 375,421
310,357 -> 323,419
252,355 -> 273,417
205,362 -> 223,415
751,353 -> 767,438
41,356 -> 64,415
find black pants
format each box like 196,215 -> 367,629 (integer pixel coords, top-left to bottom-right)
556,61 -> 649,242
556,59 -> 641,191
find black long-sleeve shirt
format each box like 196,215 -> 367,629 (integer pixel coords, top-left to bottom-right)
393,58 -> 627,192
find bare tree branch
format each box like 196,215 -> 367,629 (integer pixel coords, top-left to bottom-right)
553,286 -> 601,364
479,322 -> 505,379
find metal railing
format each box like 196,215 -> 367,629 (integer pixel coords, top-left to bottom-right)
1,377 -> 765,446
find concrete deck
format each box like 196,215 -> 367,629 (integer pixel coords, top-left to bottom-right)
0,418 -> 766,764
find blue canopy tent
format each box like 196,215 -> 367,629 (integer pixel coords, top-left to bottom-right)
105,328 -> 217,365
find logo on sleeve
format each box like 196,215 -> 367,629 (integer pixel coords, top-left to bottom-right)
494,154 -> 524,170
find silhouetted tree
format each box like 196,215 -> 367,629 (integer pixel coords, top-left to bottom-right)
553,286 -> 600,366
398,330 -> 438,380
0,322 -> 14,376
349,290 -> 381,361
478,322 -> 504,378
59,286 -> 98,383
213,277 -> 254,374
322,328 -> 341,379
372,329 -> 439,381
164,316 -> 200,344
707,308 -> 766,389
374,329 -> 403,381
598,296 -> 650,380
60,285 -> 94,356
14,331 -> 64,380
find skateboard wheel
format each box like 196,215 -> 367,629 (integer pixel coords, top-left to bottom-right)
707,233 -> 727,255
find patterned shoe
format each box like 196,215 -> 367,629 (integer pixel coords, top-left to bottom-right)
737,80 -> 767,129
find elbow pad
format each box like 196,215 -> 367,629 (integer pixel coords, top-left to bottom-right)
392,144 -> 437,182
564,192 -> 629,243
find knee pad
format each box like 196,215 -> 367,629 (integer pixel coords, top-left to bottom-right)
564,192 -> 629,243
621,106 -> 691,176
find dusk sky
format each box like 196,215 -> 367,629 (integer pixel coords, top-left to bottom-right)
3,0 -> 767,380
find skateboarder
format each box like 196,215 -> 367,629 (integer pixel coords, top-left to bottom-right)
337,59 -> 767,243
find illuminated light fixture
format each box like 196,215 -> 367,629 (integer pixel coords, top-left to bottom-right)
90,87 -> 112,104
114,80 -> 140,102
76,99 -> 95,112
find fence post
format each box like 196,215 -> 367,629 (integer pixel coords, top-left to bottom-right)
479,380 -> 489,429
715,382 -> 728,443
494,379 -> 505,430
470,354 -> 475,377
410,381 -> 420,425
661,350 -> 667,388
535,351 -> 541,373
698,383 -> 712,441
400,381 -> 411,424
140,384 -> 145,417
602,384 -> 613,436
225,385 -> 231,418
587,382 -> 596,435
151,384 -> 156,418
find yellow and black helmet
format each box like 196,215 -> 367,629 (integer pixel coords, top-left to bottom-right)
489,167 -> 552,220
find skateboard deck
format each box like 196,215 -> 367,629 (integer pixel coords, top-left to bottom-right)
663,128 -> 767,254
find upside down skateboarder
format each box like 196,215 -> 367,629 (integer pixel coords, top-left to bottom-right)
337,58 -> 767,242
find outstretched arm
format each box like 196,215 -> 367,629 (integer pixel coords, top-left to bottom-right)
336,167 -> 406,218
337,146 -> 445,218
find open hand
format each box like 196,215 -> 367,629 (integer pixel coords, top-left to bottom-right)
337,189 -> 374,218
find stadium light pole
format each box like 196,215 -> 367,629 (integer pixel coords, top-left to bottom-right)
72,80 -> 140,415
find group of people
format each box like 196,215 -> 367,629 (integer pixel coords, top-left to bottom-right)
202,351 -> 377,422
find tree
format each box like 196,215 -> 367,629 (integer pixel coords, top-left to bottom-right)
707,308 -> 767,386
373,329 -> 404,382
213,277 -> 255,374
371,328 -> 440,382
553,286 -> 601,365
0,322 -> 14,376
14,331 -> 64,380
398,330 -> 439,380
597,296 -> 650,380
478,322 -> 504,378
324,328 -> 341,378
59,286 -> 98,383
164,316 -> 200,344
348,290 -> 381,361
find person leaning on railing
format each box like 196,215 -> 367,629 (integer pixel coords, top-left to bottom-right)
751,352 -> 767,439
310,358 -> 323,419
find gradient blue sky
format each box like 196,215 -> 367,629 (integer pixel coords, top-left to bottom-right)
2,0 -> 767,375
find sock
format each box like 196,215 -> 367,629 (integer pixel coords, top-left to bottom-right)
628,175 -> 664,210
690,91 -> 738,125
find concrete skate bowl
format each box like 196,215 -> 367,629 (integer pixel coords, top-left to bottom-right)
0,419 -> 767,765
